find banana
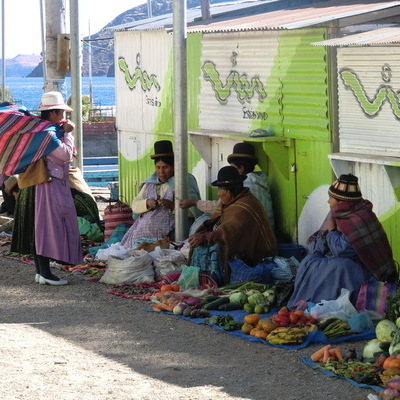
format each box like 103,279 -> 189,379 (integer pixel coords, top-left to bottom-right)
318,317 -> 342,331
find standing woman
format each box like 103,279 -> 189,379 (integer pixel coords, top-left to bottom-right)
11,92 -> 82,285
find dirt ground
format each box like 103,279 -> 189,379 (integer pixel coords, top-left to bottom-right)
0,194 -> 378,400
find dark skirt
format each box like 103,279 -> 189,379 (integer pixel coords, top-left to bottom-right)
10,186 -> 36,256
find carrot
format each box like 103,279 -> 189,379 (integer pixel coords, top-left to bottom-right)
330,347 -> 344,362
322,346 -> 331,363
310,344 -> 331,362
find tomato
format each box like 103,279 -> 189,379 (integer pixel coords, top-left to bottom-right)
277,307 -> 290,316
289,312 -> 299,324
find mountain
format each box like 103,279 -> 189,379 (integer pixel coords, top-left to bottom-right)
25,0 -> 259,78
6,54 -> 42,77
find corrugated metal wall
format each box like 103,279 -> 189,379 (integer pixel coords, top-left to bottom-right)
337,47 -> 400,157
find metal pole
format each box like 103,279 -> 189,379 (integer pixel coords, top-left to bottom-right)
69,0 -> 83,170
147,0 -> 152,18
173,0 -> 188,241
1,0 -> 5,102
88,21 -> 93,109
39,0 -> 47,86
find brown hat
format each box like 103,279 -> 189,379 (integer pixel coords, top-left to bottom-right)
150,140 -> 174,159
227,142 -> 258,164
328,174 -> 362,202
212,166 -> 246,187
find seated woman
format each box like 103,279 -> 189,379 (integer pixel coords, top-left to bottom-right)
180,142 -> 275,234
188,166 -> 278,285
121,140 -> 201,249
287,174 -> 397,308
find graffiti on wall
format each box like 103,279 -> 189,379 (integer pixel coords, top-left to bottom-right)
202,51 -> 267,109
118,53 -> 161,107
339,64 -> 400,119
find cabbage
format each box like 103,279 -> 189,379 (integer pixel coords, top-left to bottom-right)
363,339 -> 383,359
229,292 -> 248,305
376,319 -> 397,342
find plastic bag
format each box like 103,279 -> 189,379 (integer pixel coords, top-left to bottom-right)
99,249 -> 154,284
149,246 -> 186,280
177,265 -> 200,290
95,242 -> 130,262
310,288 -> 358,321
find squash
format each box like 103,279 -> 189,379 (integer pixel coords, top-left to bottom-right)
257,318 -> 277,334
244,314 -> 261,325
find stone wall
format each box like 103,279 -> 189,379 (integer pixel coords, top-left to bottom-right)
83,122 -> 118,157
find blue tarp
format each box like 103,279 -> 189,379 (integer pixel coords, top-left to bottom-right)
146,308 -> 376,350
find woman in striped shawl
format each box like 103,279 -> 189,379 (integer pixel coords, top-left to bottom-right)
288,174 -> 397,308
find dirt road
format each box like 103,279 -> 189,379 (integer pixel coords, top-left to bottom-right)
0,245 -> 377,400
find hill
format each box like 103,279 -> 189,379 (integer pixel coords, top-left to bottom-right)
6,54 -> 42,77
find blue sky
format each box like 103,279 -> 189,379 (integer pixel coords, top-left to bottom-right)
1,0 -> 145,58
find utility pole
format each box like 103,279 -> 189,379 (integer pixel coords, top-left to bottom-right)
69,0 -> 83,170
44,0 -> 67,94
173,0 -> 188,241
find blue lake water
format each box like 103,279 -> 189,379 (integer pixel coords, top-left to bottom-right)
4,76 -> 115,111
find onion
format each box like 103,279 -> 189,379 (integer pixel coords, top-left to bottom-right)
185,297 -> 201,307
378,388 -> 400,400
387,379 -> 400,391
172,302 -> 187,315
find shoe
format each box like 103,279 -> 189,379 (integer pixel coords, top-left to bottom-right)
38,276 -> 68,286
35,274 -> 41,283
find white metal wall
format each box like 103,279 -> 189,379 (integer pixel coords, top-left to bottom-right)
199,31 -> 279,134
337,47 -> 400,157
115,30 -> 173,162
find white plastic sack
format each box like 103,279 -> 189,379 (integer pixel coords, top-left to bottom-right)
95,242 -> 129,262
310,288 -> 358,321
149,246 -> 186,279
99,249 -> 154,284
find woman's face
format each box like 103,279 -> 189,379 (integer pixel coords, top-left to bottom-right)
328,195 -> 340,208
218,187 -> 234,205
48,109 -> 65,124
155,160 -> 174,183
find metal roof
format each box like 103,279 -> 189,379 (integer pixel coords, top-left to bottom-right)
312,26 -> 400,46
187,0 -> 400,33
108,0 -> 271,32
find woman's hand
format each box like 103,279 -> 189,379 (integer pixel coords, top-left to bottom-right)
325,214 -> 337,232
62,120 -> 75,133
179,199 -> 197,209
188,233 -> 205,248
146,199 -> 158,210
158,199 -> 174,211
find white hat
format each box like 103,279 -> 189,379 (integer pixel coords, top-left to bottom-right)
38,91 -> 73,112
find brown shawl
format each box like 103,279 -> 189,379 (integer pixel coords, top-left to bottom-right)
196,188 -> 278,277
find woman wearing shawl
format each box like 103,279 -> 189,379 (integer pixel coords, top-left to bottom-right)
188,166 -> 278,285
287,174 -> 396,308
11,91 -> 82,285
120,140 -> 201,249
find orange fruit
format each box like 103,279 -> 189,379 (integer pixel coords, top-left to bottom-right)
160,284 -> 173,293
244,314 -> 261,325
171,284 -> 180,292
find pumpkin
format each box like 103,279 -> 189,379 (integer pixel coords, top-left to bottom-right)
383,357 -> 400,370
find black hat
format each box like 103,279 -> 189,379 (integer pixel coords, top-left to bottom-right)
212,166 -> 246,187
150,140 -> 174,159
227,142 -> 258,164
328,174 -> 362,202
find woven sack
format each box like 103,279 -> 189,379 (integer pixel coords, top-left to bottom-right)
104,200 -> 134,240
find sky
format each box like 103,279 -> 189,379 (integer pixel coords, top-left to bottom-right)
1,0 -> 146,59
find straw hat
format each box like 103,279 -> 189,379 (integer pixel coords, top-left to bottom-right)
37,91 -> 73,112
328,174 -> 362,202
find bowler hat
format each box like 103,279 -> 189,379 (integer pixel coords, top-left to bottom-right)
212,166 -> 246,187
37,91 -> 73,112
150,140 -> 174,159
328,174 -> 362,202
227,142 -> 258,164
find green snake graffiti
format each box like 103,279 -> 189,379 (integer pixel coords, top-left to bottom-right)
202,61 -> 267,105
118,57 -> 160,92
340,67 -> 400,119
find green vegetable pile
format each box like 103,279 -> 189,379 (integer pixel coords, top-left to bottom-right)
205,314 -> 243,331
